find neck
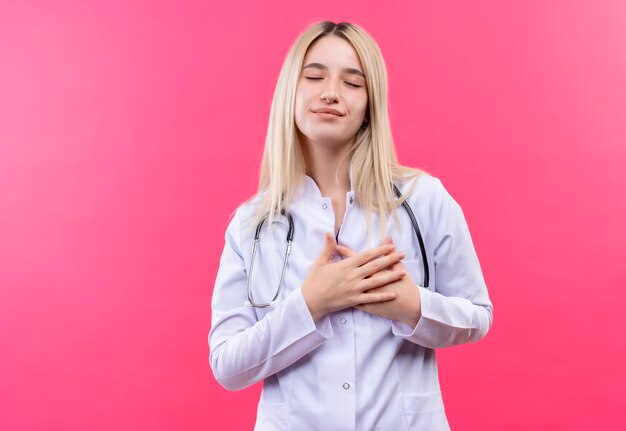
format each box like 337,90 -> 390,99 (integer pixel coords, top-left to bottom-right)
301,137 -> 352,197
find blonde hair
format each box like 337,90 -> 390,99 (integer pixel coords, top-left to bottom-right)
243,20 -> 428,243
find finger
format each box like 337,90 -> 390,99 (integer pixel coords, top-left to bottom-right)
357,291 -> 397,304
315,232 -> 337,264
345,243 -> 396,268
337,240 -> 395,260
356,251 -> 405,279
360,270 -> 405,290
335,243 -> 356,258
380,237 -> 395,270
365,264 -> 401,279
382,238 -> 397,271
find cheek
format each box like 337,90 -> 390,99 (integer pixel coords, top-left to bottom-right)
294,93 -> 306,125
360,94 -> 369,116
351,93 -> 368,118
351,106 -> 368,127
294,97 -> 306,128
294,87 -> 312,117
359,103 -> 368,119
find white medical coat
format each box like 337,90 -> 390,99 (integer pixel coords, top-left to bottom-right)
209,172 -> 493,431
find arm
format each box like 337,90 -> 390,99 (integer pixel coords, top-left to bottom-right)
390,177 -> 494,348
208,209 -> 333,391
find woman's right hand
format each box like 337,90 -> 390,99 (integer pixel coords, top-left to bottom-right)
301,232 -> 406,322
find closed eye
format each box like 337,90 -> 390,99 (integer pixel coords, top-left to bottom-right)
305,77 -> 362,88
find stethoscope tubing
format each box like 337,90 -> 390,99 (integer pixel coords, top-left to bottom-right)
246,185 -> 429,308
392,184 -> 429,288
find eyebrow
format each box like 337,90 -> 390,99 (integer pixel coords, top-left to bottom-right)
302,62 -> 365,78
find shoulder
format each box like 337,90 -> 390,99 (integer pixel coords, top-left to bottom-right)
394,171 -> 472,243
224,190 -> 267,241
396,170 -> 445,202
395,170 -> 465,220
235,191 -> 265,218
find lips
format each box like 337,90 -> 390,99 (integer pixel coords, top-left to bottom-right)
313,108 -> 344,117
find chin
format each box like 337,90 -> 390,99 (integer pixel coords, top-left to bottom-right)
307,129 -> 356,142
309,137 -> 353,148
297,125 -> 359,146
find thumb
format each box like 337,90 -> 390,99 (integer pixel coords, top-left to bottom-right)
316,232 -> 337,264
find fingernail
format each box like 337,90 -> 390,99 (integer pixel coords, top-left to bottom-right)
398,252 -> 406,258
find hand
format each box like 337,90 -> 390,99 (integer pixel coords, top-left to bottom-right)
301,233 -> 407,322
335,236 -> 422,328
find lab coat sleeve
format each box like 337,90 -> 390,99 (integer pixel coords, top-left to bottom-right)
391,177 -> 493,348
208,208 -> 334,391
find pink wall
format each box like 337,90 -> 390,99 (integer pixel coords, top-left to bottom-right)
1,1 -> 625,429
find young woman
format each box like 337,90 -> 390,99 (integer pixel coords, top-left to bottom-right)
209,21 -> 493,431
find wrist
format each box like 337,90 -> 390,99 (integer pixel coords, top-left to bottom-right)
301,284 -> 324,322
401,289 -> 422,328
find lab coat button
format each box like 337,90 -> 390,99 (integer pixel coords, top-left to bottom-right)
322,203 -> 328,210
340,317 -> 347,325
349,197 -> 353,204
343,383 -> 350,390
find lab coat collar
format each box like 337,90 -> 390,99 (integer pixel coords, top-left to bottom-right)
301,160 -> 356,200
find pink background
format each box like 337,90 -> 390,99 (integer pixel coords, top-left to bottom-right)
1,1 -> 625,430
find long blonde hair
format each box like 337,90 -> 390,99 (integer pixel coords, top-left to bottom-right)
244,20 -> 427,243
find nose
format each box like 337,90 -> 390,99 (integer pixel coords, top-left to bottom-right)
320,78 -> 340,103
320,91 -> 339,103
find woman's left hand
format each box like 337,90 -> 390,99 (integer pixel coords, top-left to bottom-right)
335,237 -> 422,328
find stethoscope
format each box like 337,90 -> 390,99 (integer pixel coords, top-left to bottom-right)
245,184 -> 429,308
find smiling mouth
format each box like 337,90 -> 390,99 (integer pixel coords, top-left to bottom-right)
314,111 -> 343,118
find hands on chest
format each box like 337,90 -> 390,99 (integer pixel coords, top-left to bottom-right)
338,237 -> 422,328
300,233 -> 422,327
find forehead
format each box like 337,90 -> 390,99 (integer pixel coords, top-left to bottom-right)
302,35 -> 363,70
